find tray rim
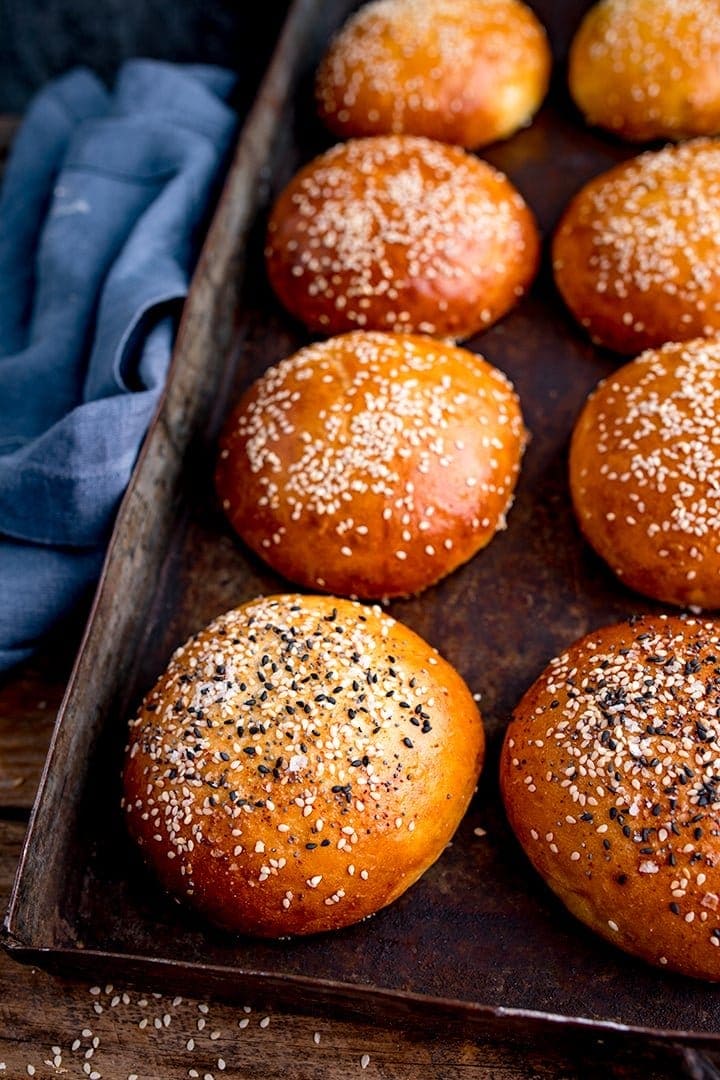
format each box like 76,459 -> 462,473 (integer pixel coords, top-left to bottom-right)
4,0 -> 720,1050
4,936 -> 720,1049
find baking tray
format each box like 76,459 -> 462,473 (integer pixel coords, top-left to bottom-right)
5,0 -> 720,1049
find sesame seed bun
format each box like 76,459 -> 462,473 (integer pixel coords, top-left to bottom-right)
315,0 -> 551,150
501,613 -> 720,981
264,135 -> 540,340
569,0 -> 720,143
552,139 -> 720,353
123,594 -> 484,937
569,338 -> 720,611
215,331 -> 527,599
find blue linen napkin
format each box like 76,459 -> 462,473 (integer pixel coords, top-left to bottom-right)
0,59 -> 237,672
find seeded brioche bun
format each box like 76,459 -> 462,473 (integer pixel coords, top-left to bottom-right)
315,0 -> 551,150
569,0 -> 720,143
569,338 -> 720,611
501,614 -> 720,981
552,139 -> 720,354
123,594 -> 484,937
264,135 -> 540,340
215,331 -> 527,600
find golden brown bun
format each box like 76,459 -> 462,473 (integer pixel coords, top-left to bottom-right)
569,338 -> 720,610
501,613 -> 720,981
215,332 -> 527,599
569,0 -> 720,143
315,0 -> 551,149
552,139 -> 720,353
123,594 -> 484,937
265,135 -> 540,340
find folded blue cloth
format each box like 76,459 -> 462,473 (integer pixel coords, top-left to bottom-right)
0,60 -> 237,672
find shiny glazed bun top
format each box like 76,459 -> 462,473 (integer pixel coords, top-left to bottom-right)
216,331 -> 527,600
502,614 -> 720,981
316,0 -> 551,149
123,594 -> 484,937
569,337 -> 720,611
265,135 -> 540,340
569,0 -> 720,142
553,139 -> 720,353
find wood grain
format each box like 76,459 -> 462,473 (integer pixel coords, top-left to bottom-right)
0,619 -> 86,810
0,821 -> 711,1079
0,664 -> 65,811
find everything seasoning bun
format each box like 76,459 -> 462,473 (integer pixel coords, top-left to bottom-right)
265,135 -> 540,340
215,331 -> 527,599
569,338 -> 720,611
315,0 -> 551,149
569,0 -> 720,143
501,614 -> 720,981
123,594 -> 484,937
552,139 -> 720,353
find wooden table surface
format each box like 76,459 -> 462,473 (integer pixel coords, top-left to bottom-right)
0,82 -> 719,1080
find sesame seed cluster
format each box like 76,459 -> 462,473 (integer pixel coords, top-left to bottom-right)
123,595 -> 483,936
570,338 -> 720,609
265,134 -> 539,340
553,139 -> 720,353
315,0 -> 550,148
502,615 -> 720,979
216,331 -> 525,600
569,0 -> 720,141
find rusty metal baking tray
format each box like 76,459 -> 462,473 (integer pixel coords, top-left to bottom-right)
5,0 -> 720,1048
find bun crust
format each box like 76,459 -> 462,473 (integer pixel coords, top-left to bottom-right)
215,332 -> 526,599
265,135 -> 540,341
552,139 -> 720,353
123,594 -> 484,937
501,614 -> 720,981
569,338 -> 720,610
315,0 -> 551,149
569,0 -> 720,143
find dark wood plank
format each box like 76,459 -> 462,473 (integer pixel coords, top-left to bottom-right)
0,665 -> 64,810
0,618 -> 85,809
0,820 -> 711,1079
